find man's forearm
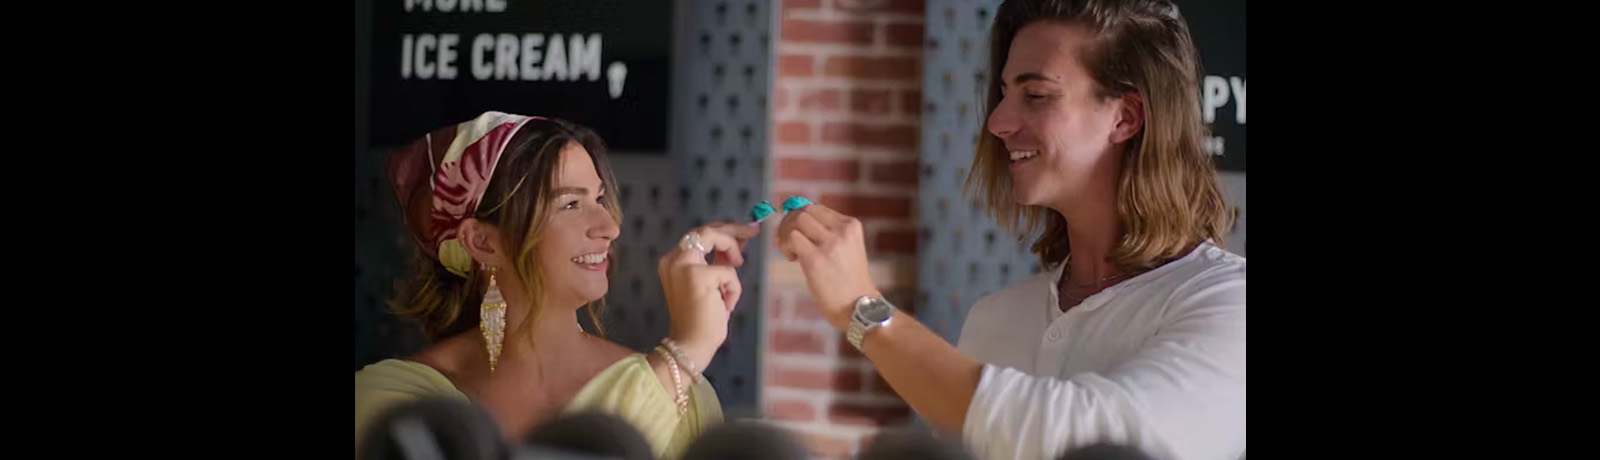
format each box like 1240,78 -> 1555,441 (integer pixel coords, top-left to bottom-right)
855,311 -> 984,435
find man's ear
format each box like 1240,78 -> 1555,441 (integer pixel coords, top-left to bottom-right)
1110,91 -> 1145,144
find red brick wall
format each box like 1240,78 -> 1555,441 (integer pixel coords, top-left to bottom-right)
764,0 -> 924,458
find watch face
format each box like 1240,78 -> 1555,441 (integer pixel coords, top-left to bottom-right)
860,298 -> 894,322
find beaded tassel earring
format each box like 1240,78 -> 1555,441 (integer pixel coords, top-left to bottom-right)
481,266 -> 507,373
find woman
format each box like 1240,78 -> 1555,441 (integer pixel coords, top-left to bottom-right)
772,1 -> 1245,459
355,112 -> 757,459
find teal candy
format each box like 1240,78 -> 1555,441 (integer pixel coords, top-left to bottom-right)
750,200 -> 776,222
781,196 -> 812,213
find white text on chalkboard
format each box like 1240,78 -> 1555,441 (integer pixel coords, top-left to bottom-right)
1204,136 -> 1225,157
1202,75 -> 1245,125
1200,75 -> 1243,158
399,32 -> 628,98
401,34 -> 612,81
405,0 -> 507,13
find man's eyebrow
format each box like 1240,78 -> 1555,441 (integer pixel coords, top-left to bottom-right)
1001,72 -> 1059,87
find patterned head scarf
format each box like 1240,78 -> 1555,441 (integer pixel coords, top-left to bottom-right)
387,112 -> 544,277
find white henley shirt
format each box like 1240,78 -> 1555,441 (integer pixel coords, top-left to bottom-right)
955,241 -> 1246,460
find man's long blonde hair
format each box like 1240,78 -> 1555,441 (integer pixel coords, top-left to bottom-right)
966,0 -> 1231,272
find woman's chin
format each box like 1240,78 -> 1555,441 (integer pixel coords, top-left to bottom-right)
576,285 -> 609,305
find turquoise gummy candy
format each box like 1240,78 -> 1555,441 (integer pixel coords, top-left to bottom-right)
781,196 -> 812,213
749,200 -> 776,222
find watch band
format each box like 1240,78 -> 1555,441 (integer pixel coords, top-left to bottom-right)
847,309 -> 870,350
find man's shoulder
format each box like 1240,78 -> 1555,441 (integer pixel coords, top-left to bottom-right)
1159,242 -> 1246,295
970,265 -> 1057,313
1127,242 -> 1245,319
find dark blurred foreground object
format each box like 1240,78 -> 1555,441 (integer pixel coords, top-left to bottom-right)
359,397 -> 506,460
359,397 -> 654,460
360,398 -> 1163,460
523,411 -> 654,460
856,428 -> 975,460
1057,442 -> 1159,460
678,419 -> 810,460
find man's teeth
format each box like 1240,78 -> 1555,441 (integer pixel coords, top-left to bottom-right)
572,253 -> 608,264
1009,150 -> 1039,161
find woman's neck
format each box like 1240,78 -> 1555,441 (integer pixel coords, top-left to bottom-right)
495,272 -> 588,348
502,299 -> 588,353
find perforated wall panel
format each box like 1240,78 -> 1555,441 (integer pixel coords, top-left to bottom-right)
916,0 -> 1033,343
654,0 -> 774,413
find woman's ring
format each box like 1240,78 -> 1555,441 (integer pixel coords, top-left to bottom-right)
678,232 -> 708,254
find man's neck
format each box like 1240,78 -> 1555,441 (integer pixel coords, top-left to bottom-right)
1052,190 -> 1124,288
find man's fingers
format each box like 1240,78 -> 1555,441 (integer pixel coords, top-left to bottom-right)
795,203 -> 847,229
793,211 -> 831,246
786,228 -> 821,264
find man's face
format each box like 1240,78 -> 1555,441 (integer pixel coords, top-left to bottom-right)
986,21 -> 1136,208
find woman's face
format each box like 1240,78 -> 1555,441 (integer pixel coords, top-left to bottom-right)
535,141 -> 620,308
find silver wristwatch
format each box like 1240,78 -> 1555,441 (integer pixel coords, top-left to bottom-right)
846,295 -> 896,351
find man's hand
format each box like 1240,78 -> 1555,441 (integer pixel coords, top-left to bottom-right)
774,202 -> 881,330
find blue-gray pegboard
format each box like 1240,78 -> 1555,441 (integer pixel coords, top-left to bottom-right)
917,0 -> 1033,344
672,0 -> 773,415
599,0 -> 773,416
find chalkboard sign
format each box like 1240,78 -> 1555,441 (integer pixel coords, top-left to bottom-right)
1183,0 -> 1245,172
370,0 -> 673,153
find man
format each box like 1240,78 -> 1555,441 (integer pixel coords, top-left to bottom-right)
773,1 -> 1245,459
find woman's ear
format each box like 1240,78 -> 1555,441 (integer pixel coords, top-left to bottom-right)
457,219 -> 507,268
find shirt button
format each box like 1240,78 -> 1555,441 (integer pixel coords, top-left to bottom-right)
1047,330 -> 1061,341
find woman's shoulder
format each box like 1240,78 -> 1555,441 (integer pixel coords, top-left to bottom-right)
355,359 -> 469,454
564,350 -> 723,459
563,348 -> 723,416
355,358 -> 465,399
571,352 -> 655,396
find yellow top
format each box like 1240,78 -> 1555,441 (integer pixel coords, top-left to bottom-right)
354,354 -> 722,459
